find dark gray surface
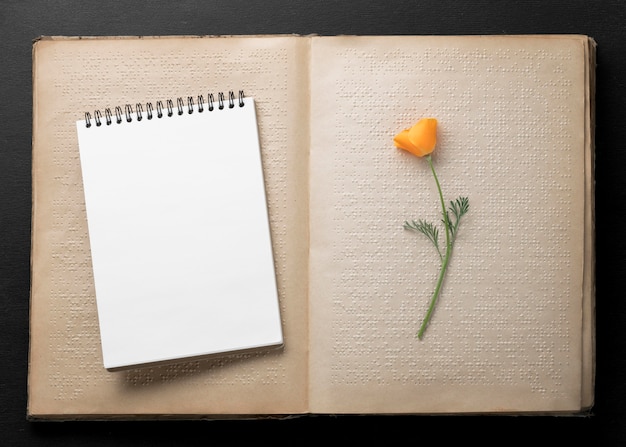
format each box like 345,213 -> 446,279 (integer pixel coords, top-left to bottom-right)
1,1 -> 623,445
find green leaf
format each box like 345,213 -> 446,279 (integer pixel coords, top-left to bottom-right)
447,196 -> 469,242
404,219 -> 443,261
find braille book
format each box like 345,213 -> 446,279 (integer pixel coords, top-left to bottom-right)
28,34 -> 595,419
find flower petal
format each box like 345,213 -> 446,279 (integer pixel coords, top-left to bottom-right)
407,118 -> 437,157
393,129 -> 414,152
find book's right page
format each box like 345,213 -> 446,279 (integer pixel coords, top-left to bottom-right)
308,35 -> 593,414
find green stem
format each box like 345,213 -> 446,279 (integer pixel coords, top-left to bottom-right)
417,155 -> 452,339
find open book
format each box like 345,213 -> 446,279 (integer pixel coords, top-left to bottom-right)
28,34 -> 595,418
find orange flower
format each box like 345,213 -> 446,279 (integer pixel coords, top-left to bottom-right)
393,118 -> 438,157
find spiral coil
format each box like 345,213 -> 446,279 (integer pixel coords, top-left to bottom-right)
84,90 -> 245,128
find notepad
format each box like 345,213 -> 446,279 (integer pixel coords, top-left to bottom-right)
75,92 -> 283,371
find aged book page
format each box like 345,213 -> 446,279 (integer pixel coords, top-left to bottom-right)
29,35 -> 310,418
308,35 -> 593,413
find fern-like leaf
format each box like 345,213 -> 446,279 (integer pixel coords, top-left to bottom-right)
404,219 -> 443,261
445,196 -> 470,242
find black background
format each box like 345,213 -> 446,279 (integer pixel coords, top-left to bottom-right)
2,1 -> 624,445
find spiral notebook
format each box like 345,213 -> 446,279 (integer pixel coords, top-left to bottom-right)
75,91 -> 283,371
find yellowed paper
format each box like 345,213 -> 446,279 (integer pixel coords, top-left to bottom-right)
308,35 -> 591,413
29,35 -> 310,418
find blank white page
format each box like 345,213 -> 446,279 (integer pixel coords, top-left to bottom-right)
76,95 -> 283,371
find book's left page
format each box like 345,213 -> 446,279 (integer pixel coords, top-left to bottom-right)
29,35 -> 310,418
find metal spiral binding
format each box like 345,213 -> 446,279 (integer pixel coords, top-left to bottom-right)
84,90 -> 245,128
